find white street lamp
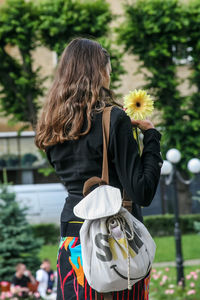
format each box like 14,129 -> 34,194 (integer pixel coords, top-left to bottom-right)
161,160 -> 173,176
187,158 -> 200,174
166,148 -> 181,164
161,149 -> 200,287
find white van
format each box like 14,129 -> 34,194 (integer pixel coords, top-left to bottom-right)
13,183 -> 67,224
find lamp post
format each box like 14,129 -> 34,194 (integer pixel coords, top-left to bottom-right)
161,149 -> 200,286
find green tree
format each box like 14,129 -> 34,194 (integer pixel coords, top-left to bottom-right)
117,0 -> 200,213
117,0 -> 198,170
0,0 -> 124,130
38,0 -> 112,56
0,0 -> 44,129
184,0 -> 200,160
0,172 -> 42,281
38,0 -> 125,92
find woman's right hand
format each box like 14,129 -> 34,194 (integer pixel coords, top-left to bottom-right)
131,119 -> 154,132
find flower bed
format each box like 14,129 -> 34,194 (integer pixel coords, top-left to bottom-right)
0,291 -> 42,300
150,266 -> 200,299
0,282 -> 43,300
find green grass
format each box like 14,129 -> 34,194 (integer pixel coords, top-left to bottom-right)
39,234 -> 200,270
154,234 -> 200,263
39,244 -> 58,270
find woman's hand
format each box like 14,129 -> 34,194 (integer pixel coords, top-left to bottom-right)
131,119 -> 154,132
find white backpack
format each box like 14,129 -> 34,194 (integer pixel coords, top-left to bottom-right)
74,107 -> 156,293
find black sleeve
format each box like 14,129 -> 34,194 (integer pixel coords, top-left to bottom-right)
110,109 -> 163,207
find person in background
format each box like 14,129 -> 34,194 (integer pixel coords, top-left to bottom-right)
36,261 -> 49,298
11,263 -> 36,296
42,259 -> 55,293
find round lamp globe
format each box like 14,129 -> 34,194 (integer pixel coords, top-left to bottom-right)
161,160 -> 173,176
166,148 -> 181,164
187,158 -> 200,174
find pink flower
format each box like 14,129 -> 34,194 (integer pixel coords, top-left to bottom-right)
0,282 -> 9,287
152,269 -> 156,273
190,272 -> 197,276
165,267 -> 170,272
0,292 -> 6,300
15,285 -> 20,289
165,289 -> 174,294
178,280 -> 183,286
34,292 -> 41,298
159,274 -> 168,286
162,275 -> 168,281
152,274 -> 160,280
190,272 -> 198,280
186,274 -> 192,280
187,290 -> 196,295
190,282 -> 195,288
5,291 -> 12,297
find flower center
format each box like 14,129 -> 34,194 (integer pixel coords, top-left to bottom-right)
136,102 -> 141,107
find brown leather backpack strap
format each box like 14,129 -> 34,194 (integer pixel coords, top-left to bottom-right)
83,176 -> 106,197
122,190 -> 132,213
83,106 -> 112,196
101,106 -> 112,184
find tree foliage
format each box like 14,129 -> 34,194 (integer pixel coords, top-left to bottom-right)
38,0 -> 112,56
0,174 -> 42,281
0,0 -> 124,130
118,0 -> 200,171
38,0 -> 125,91
0,0 -> 43,128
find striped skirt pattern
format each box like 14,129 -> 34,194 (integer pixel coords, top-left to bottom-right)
56,236 -> 151,300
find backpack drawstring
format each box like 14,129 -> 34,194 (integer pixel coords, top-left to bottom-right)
107,214 -> 134,290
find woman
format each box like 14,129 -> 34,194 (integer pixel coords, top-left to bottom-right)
35,38 -> 163,300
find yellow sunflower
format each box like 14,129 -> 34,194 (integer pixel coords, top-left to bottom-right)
123,89 -> 154,120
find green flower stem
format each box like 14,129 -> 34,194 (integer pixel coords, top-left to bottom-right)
134,127 -> 141,156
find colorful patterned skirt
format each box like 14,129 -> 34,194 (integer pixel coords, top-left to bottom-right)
56,223 -> 151,300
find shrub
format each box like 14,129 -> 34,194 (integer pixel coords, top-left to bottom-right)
143,214 -> 200,237
0,181 -> 42,281
31,223 -> 60,245
21,153 -> 38,166
193,221 -> 200,234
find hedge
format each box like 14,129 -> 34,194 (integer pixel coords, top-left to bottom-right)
31,214 -> 200,244
144,214 -> 200,237
31,223 -> 60,245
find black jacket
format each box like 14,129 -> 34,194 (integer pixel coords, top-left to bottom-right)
46,106 -> 163,234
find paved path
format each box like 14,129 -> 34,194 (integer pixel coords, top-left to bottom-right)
153,259 -> 200,268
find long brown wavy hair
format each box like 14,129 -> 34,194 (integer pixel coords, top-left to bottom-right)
35,38 -> 113,150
